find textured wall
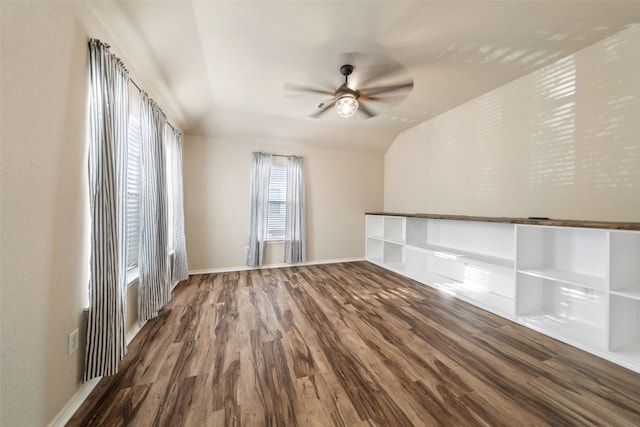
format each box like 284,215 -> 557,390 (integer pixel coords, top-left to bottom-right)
385,25 -> 640,222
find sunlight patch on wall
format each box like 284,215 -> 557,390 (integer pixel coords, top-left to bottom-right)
442,41 -> 558,70
528,55 -> 576,187
439,29 -> 569,72
588,95 -> 639,189
422,115 -> 451,199
470,92 -> 503,201
578,29 -> 640,191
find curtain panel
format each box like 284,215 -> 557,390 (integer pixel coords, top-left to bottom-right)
85,39 -> 129,381
138,92 -> 171,323
169,128 -> 189,281
247,152 -> 272,266
285,156 -> 306,264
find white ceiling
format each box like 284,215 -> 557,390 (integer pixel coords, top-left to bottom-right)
88,1 -> 640,152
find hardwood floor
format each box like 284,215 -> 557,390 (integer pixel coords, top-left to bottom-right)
67,261 -> 640,426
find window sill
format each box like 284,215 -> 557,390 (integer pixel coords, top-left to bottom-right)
127,268 -> 139,288
126,248 -> 172,287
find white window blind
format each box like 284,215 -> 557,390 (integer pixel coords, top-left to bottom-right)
165,130 -> 175,252
267,164 -> 287,240
126,116 -> 141,271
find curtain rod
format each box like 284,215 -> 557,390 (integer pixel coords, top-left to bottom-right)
91,39 -> 180,135
129,78 -> 180,135
272,154 -> 302,158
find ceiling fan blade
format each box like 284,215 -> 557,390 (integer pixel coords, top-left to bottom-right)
284,82 -> 334,96
315,97 -> 335,109
359,95 -> 383,102
310,99 -> 336,118
360,94 -> 408,105
360,81 -> 414,97
357,102 -> 376,118
358,63 -> 406,88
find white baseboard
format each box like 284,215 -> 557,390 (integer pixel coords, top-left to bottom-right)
47,376 -> 101,427
48,317 -> 147,426
188,257 -> 365,275
126,322 -> 146,345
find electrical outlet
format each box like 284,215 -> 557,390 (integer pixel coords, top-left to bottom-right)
68,329 -> 79,356
243,246 -> 249,254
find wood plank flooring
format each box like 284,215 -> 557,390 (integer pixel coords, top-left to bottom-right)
67,261 -> 640,426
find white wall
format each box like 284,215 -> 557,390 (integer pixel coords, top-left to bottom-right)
183,135 -> 384,271
385,25 -> 640,222
0,2 -> 178,425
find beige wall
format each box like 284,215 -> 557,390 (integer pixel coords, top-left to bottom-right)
0,2 -> 381,424
0,2 -> 178,426
385,24 -> 640,222
184,135 -> 384,271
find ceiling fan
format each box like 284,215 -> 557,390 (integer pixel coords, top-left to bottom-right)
285,64 -> 413,119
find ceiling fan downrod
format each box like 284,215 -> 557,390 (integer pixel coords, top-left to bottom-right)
340,64 -> 354,84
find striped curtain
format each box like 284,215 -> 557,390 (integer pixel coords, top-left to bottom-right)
85,39 -> 129,381
168,128 -> 189,281
284,156 -> 306,263
247,152 -> 272,267
138,92 -> 171,323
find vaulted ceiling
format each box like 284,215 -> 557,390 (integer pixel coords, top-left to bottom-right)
88,1 -> 640,152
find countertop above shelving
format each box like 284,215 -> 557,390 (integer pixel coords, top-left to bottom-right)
365,212 -> 640,231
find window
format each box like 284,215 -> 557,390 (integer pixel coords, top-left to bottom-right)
165,129 -> 174,253
126,115 -> 141,272
266,163 -> 287,240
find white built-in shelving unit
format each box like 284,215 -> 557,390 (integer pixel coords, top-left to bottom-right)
365,213 -> 640,373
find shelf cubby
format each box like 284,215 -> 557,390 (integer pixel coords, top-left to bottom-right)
610,231 -> 640,298
366,237 -> 383,264
406,217 -> 429,249
442,282 -> 515,318
610,295 -> 640,350
366,215 -> 384,240
516,225 -> 608,292
383,241 -> 404,267
443,263 -> 516,317
404,247 -> 459,286
404,246 -> 429,278
384,216 -> 405,244
427,219 -> 515,268
404,245 -> 515,317
463,261 -> 516,300
516,273 -> 607,350
424,243 -> 515,269
608,295 -> 640,370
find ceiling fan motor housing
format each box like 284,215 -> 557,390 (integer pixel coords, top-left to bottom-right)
340,64 -> 354,77
335,84 -> 359,100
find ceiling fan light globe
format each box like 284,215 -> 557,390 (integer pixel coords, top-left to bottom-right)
335,96 -> 358,118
